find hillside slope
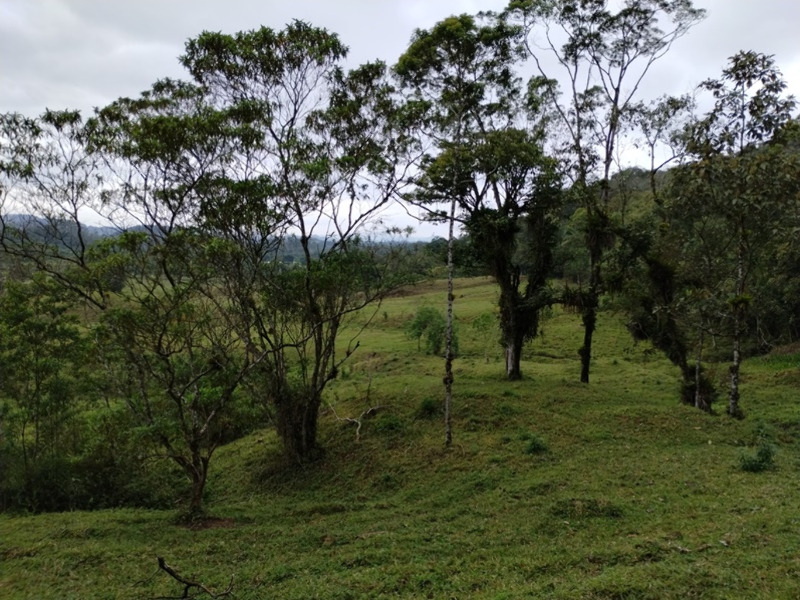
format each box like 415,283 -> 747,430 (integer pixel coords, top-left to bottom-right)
1,278 -> 799,599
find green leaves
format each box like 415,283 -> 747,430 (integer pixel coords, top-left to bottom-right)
405,306 -> 459,356
182,21 -> 348,90
691,51 -> 796,157
0,276 -> 88,470
395,12 -> 524,132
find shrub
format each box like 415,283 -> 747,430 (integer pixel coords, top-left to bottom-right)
739,444 -> 776,473
373,412 -> 405,435
739,422 -> 777,473
524,435 -> 549,455
78,408 -> 185,509
404,307 -> 459,356
415,397 -> 441,420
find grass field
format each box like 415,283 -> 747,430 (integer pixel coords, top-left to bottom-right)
2,277 -> 799,599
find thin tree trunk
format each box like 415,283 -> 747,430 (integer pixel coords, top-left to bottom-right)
695,332 -> 704,410
444,194 -> 456,447
579,285 -> 598,384
728,234 -> 745,419
579,307 -> 595,383
729,320 -> 742,418
579,237 -> 602,384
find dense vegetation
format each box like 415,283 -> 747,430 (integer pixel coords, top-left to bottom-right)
0,1 -> 799,596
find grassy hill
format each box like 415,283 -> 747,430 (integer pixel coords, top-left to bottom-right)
2,277 -> 799,599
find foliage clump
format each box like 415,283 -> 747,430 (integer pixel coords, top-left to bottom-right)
739,423 -> 777,473
405,307 -> 459,356
415,397 -> 441,420
523,434 -> 549,455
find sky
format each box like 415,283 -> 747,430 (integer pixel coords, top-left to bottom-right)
2,0 -> 799,236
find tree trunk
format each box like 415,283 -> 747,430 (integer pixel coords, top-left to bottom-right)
171,449 -> 210,521
187,466 -> 208,519
579,249 -> 601,384
694,334 -> 708,411
498,274 -> 527,381
275,392 -> 322,462
444,195 -> 456,447
579,300 -> 597,384
729,334 -> 742,418
505,335 -> 523,381
728,233 -> 745,419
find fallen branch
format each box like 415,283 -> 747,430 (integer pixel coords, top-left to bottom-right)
155,556 -> 234,599
328,402 -> 384,441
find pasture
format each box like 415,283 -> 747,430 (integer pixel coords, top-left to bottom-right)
2,277 -> 799,599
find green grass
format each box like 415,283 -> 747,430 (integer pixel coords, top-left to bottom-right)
3,277 -> 800,599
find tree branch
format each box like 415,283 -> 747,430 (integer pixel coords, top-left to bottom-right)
155,557 -> 234,599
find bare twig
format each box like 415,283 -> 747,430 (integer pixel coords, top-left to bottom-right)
154,557 -> 234,599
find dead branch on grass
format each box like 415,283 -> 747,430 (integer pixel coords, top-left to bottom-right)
328,401 -> 383,440
327,370 -> 384,440
154,556 -> 234,599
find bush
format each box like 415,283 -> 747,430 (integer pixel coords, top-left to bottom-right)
405,307 -> 459,356
0,406 -> 186,513
739,444 -> 776,473
524,435 -> 549,455
3,455 -> 88,513
679,367 -> 717,411
372,412 -> 406,435
415,397 -> 441,420
739,422 -> 777,473
78,408 -> 185,509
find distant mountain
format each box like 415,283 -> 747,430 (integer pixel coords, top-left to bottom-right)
2,214 -> 122,241
0,215 -> 416,264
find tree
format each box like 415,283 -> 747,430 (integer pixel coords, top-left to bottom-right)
463,130 -> 561,379
0,81 -> 259,517
603,97 -> 723,412
179,22 -> 414,461
87,78 -> 260,518
610,205 -> 724,412
506,0 -> 705,382
676,51 -> 799,418
0,275 -> 88,510
90,231 -> 253,519
396,13 -> 560,390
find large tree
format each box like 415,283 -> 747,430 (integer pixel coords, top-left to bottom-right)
396,14 -> 561,387
1,22 -> 413,472
505,0 -> 704,383
675,51 -> 799,418
0,82 -> 259,518
179,22 -> 414,461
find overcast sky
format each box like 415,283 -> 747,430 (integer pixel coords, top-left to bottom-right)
3,0 -> 799,116
2,0 -> 798,235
